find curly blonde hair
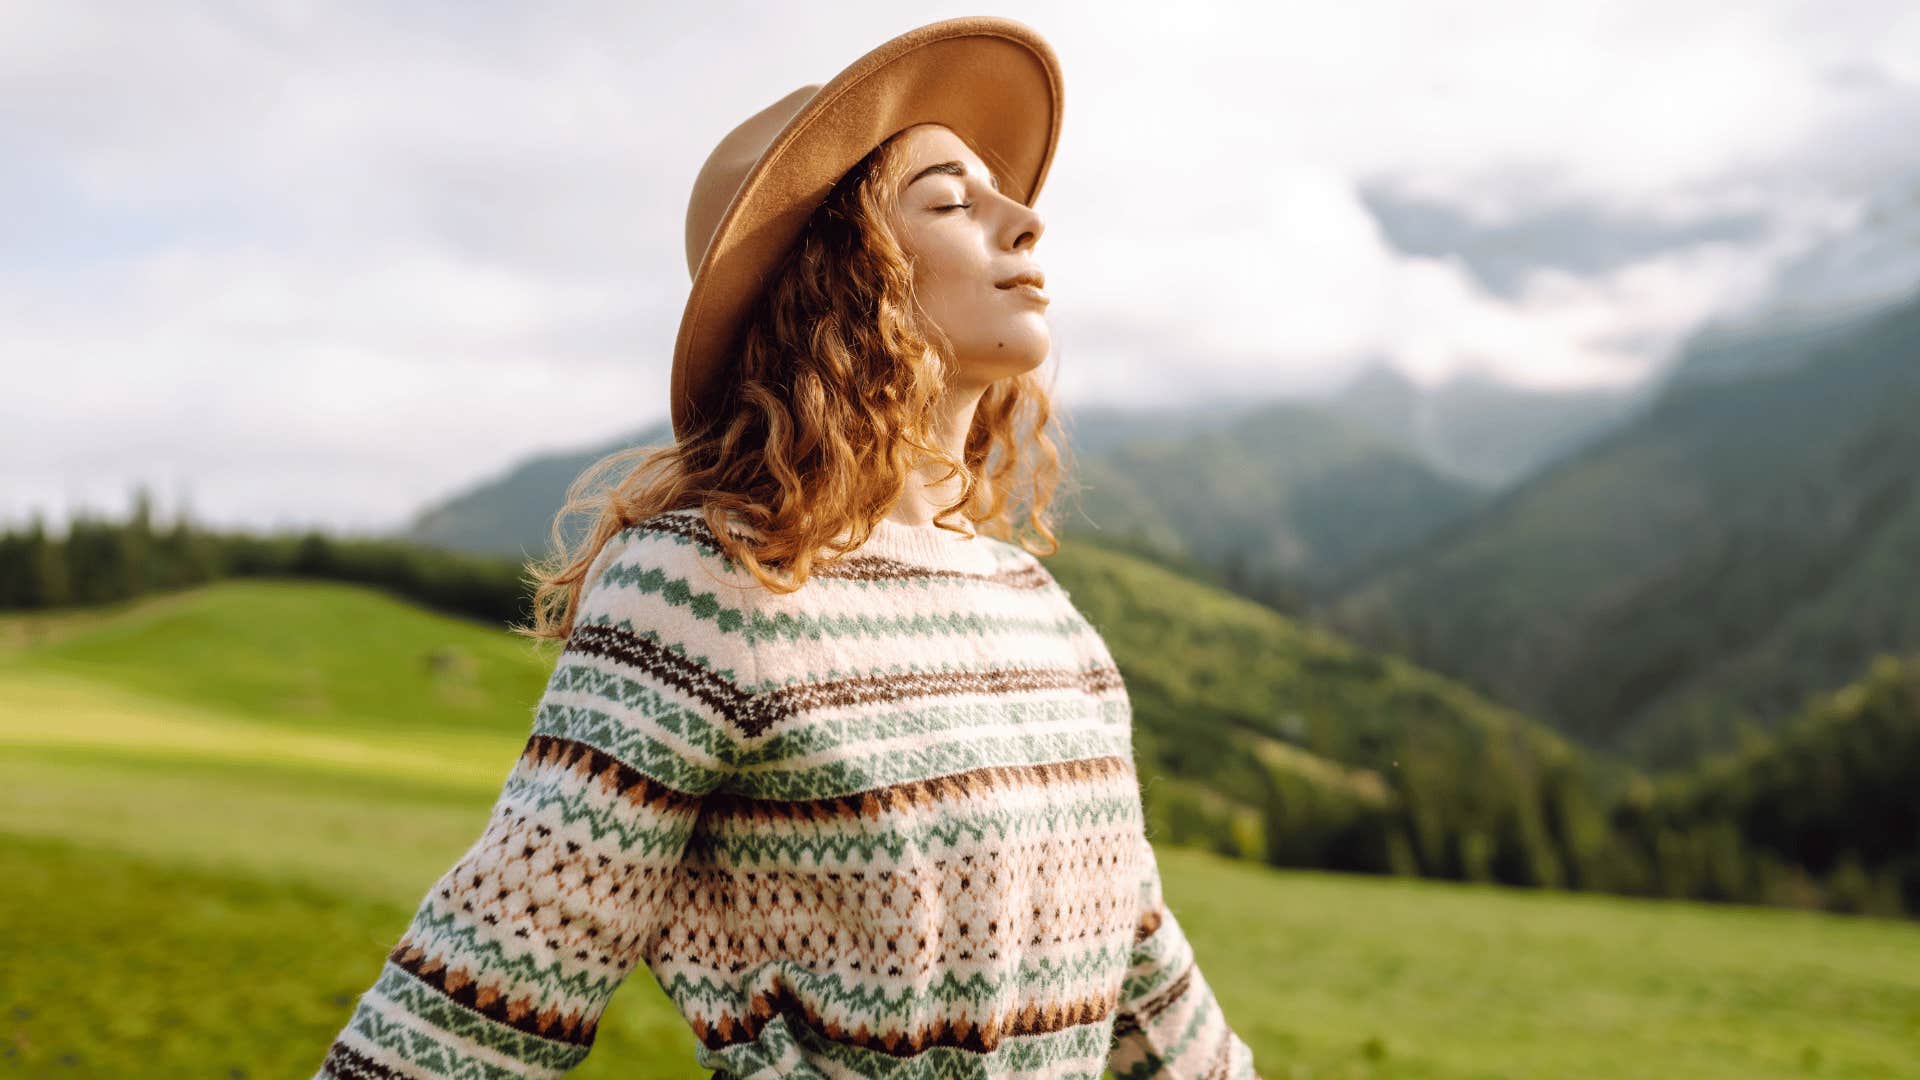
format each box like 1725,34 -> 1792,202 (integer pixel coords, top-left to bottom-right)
513,128 -> 1071,645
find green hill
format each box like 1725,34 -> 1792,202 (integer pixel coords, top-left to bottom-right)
4,577 -> 561,740
1325,291 -> 1920,768
1040,537 -> 1634,888
1628,653 -> 1920,913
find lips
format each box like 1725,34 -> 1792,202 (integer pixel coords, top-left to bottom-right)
996,269 -> 1046,290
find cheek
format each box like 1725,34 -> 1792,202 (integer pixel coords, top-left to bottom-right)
916,255 -> 983,311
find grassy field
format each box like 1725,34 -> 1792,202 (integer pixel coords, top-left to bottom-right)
3,581 -> 1918,1078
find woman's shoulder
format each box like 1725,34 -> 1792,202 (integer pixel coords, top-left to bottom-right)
615,506 -> 742,562
580,507 -> 766,613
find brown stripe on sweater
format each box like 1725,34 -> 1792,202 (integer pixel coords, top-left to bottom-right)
566,620 -> 1122,741
317,1041 -> 414,1080
695,979 -> 1124,1057
1136,965 -> 1195,1023
768,663 -> 1125,719
520,732 -> 710,809
810,553 -> 1055,589
629,512 -> 1057,589
565,621 -> 759,725
705,754 -> 1135,823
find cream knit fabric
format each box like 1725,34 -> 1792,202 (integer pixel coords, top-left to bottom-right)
313,507 -> 1259,1079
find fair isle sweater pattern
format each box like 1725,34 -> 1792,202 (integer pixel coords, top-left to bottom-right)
313,508 -> 1260,1080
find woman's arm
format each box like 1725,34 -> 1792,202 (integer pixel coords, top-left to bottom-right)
310,527 -> 747,1079
1107,830 -> 1261,1080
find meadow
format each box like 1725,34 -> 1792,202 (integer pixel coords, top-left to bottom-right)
3,580 -> 1917,1078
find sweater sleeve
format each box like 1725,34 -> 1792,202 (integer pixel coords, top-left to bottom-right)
1107,830 -> 1261,1080
311,527 -> 753,1079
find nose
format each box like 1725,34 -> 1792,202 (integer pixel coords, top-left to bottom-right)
999,190 -> 1044,251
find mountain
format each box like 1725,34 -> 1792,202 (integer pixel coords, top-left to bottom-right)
1322,360 -> 1651,490
1323,291 -> 1920,769
405,419 -> 675,559
1056,396 -> 1252,457
403,398 -> 1485,606
1659,296 -> 1919,393
1059,400 -> 1488,602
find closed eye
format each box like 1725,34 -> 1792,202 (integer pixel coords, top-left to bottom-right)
936,203 -> 973,212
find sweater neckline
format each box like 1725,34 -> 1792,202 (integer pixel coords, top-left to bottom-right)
844,514 -> 983,565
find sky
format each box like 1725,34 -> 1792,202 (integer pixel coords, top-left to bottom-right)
4,0 -> 1918,535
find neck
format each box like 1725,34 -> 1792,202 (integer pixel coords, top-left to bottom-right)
886,380 -> 988,527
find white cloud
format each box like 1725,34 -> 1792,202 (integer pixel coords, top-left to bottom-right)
4,0 -> 1918,531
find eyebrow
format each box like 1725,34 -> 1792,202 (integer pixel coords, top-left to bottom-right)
907,160 -> 1001,194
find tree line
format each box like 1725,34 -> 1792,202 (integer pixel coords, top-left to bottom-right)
0,488 -> 529,628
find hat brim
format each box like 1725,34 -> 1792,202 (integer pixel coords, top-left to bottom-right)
670,16 -> 1064,444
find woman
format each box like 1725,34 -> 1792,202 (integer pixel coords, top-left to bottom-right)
312,16 -> 1257,1080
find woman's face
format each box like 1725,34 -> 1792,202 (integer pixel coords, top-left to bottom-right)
883,123 -> 1050,392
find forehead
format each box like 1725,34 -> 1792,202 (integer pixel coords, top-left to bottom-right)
893,124 -> 996,187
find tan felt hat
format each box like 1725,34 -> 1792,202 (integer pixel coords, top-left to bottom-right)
670,15 -> 1064,444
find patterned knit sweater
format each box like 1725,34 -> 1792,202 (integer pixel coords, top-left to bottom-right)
313,507 -> 1259,1079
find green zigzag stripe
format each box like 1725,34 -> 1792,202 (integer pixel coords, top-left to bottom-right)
369,960 -> 589,1072
698,793 -> 1146,865
530,700 -> 731,794
656,943 -> 1131,1024
536,662 -> 741,770
746,608 -> 1092,649
402,902 -> 632,1006
732,728 -> 1132,801
744,694 -> 1129,766
344,988 -> 544,1079
492,769 -> 699,855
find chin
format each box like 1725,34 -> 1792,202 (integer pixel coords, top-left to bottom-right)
953,350 -> 1049,388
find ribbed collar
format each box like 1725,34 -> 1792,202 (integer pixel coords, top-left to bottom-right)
843,514 -> 986,566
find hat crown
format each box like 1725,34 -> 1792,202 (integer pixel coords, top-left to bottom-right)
685,84 -> 824,279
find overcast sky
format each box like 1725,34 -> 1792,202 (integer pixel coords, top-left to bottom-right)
5,0 -> 1918,535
